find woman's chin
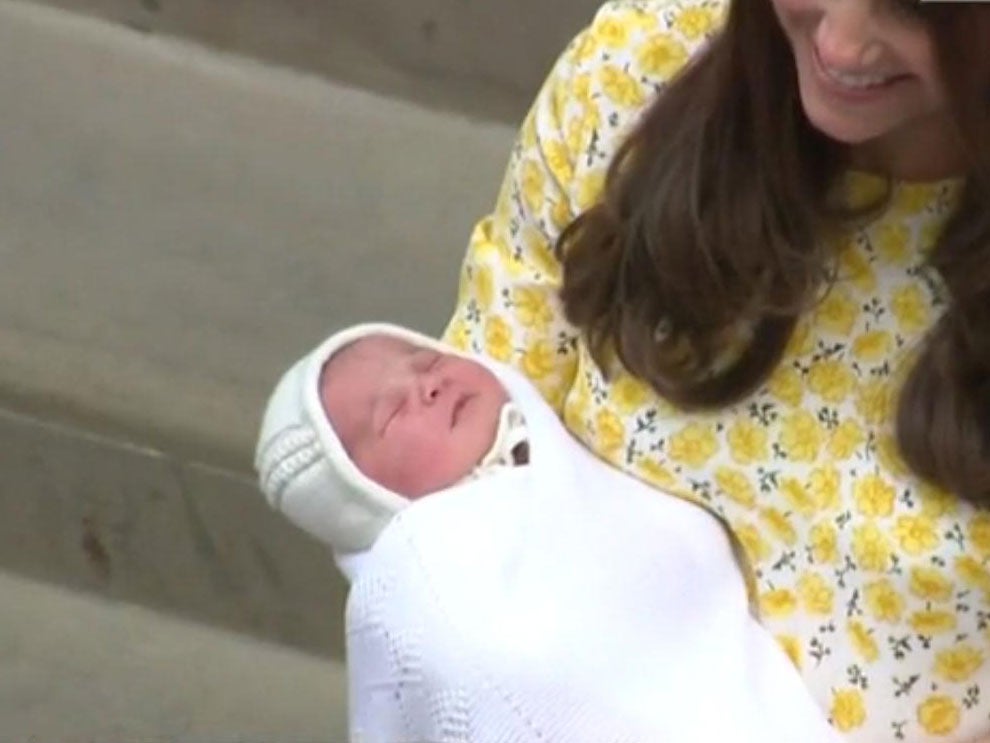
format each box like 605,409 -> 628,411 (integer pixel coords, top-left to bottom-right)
802,103 -> 883,146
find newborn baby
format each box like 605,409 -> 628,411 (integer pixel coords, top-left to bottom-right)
255,323 -> 529,561
319,331 -> 528,499
255,323 -> 843,743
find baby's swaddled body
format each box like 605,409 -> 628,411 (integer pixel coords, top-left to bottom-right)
346,356 -> 842,743
256,323 -> 841,742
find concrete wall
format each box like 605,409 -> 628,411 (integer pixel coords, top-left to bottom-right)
35,0 -> 603,122
0,0 -> 603,665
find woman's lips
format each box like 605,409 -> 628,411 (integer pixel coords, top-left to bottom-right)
810,43 -> 910,102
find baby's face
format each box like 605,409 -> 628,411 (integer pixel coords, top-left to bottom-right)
320,335 -> 508,498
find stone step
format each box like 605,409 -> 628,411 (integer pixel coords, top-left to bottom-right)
32,0 -> 602,123
0,0 -> 517,655
0,570 -> 347,742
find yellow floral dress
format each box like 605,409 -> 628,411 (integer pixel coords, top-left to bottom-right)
442,1 -> 990,741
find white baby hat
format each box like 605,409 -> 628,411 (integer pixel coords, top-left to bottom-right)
254,323 -> 459,554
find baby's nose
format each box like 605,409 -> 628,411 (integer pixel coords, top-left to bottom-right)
418,374 -> 443,404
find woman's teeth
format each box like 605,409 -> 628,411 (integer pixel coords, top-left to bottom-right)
822,64 -> 894,90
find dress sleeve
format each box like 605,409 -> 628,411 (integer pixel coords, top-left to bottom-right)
443,0 -> 725,413
441,23 -> 594,414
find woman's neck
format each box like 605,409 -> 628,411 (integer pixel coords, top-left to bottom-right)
847,112 -> 966,183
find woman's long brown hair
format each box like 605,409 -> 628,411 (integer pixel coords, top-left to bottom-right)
557,0 -> 990,503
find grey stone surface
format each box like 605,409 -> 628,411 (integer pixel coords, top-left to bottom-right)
0,407 -> 346,658
0,569 -> 347,742
0,0 -> 590,690
0,0 -> 515,472
32,0 -> 603,122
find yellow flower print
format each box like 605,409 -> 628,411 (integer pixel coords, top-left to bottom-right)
593,17 -> 631,49
876,433 -> 910,478
779,478 -> 815,517
767,365 -> 804,408
726,419 -> 769,465
573,30 -> 600,64
667,422 -> 719,469
578,102 -> 601,140
855,379 -> 892,425
864,579 -> 905,623
808,467 -> 841,512
521,340 -> 556,380
909,566 -> 954,603
827,419 -> 865,461
955,556 -> 990,595
513,286 -> 553,330
576,170 -> 606,211
635,33 -> 688,79
599,65 -> 645,107
891,284 -> 930,333
840,171 -> 887,210
838,243 -> 876,293
776,635 -> 802,669
935,645 -> 984,683
542,381 -> 567,414
808,360 -> 855,404
565,114 -> 587,157
522,225 -> 560,280
760,508 -> 797,546
893,183 -> 937,216
735,522 -> 772,563
854,474 -> 896,518
831,688 -> 867,732
917,695 -> 961,737
610,375 -> 649,415
815,290 -> 858,337
847,621 -> 880,663
550,197 -> 572,232
894,514 -> 940,556
810,522 -> 839,565
595,408 -> 625,458
779,410 -> 825,462
636,457 -> 677,489
874,222 -> 911,264
918,484 -> 956,517
785,321 -> 814,358
474,264 -> 495,310
852,523 -> 893,573
625,8 -> 660,33
672,6 -> 719,40
910,610 -> 957,635
715,467 -> 757,509
572,73 -> 592,104
520,158 -> 546,214
543,139 -> 573,185
759,588 -> 798,618
444,314 -> 471,351
852,330 -> 894,363
968,514 -> 990,557
484,316 -> 513,362
797,572 -> 834,615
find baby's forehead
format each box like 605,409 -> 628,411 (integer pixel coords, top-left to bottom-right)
321,334 -> 439,397
328,334 -> 425,373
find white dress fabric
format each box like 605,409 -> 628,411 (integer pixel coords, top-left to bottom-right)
344,360 -> 843,743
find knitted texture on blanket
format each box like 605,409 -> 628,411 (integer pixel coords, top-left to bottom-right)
344,360 -> 843,743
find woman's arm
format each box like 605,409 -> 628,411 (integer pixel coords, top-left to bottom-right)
441,15 -> 603,410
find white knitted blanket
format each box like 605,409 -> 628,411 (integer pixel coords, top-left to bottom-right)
343,361 -> 842,743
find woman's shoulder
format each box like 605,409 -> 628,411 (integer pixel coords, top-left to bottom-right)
576,0 -> 728,79
536,0 -> 726,208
